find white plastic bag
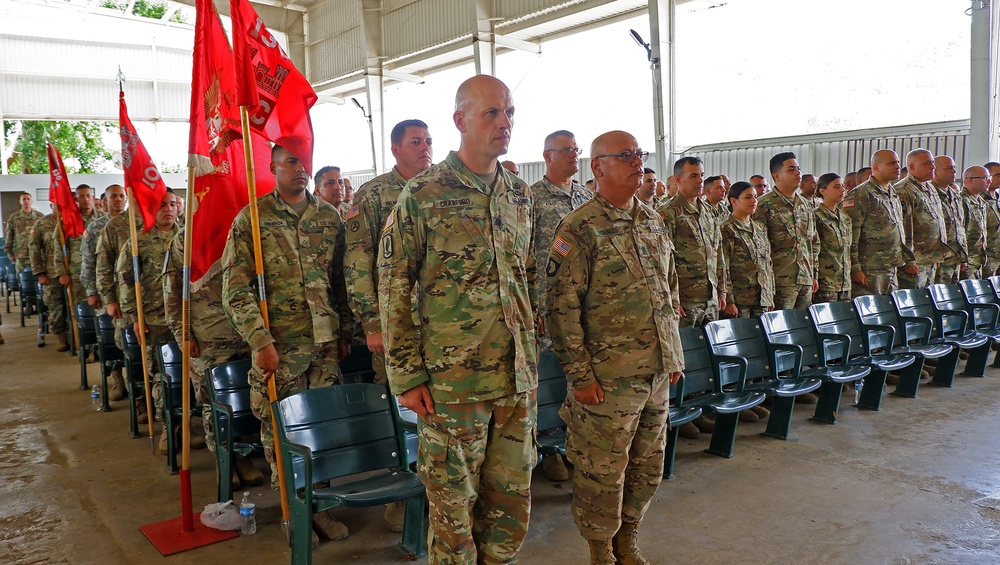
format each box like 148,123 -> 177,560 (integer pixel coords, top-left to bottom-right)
200,500 -> 243,531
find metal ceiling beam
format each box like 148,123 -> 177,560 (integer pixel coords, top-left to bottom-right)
472,0 -> 497,76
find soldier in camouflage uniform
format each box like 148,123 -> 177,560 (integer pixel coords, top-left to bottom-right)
842,150 -> 911,296
4,192 -> 44,271
378,75 -> 537,565
753,152 -> 819,309
222,145 -> 354,541
659,156 -> 726,327
703,175 -> 730,230
720,182 -> 775,318
29,213 -> 69,350
529,129 -> 591,482
981,164 -> 1000,278
546,131 -> 682,565
117,190 -> 182,454
931,156 -> 968,284
344,118 -> 433,532
52,185 -> 107,309
961,166 -> 991,279
895,149 -> 953,289
813,174 -> 852,302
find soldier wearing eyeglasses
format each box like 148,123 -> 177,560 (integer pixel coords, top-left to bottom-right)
546,130 -> 682,565
961,166 -> 990,279
981,162 -> 1000,278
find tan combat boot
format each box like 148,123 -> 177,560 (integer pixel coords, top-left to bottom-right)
612,522 -> 651,565
108,369 -> 126,401
587,538 -> 615,565
541,454 -> 570,481
312,510 -> 349,541
383,500 -> 405,532
158,430 -> 169,455
0,330 -> 5,345
234,456 -> 264,487
56,332 -> 69,352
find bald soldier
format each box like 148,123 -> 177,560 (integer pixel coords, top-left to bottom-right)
378,75 -> 537,564
961,166 -> 991,279
842,150 -> 911,295
930,155 -> 968,284
981,162 -> 1000,277
895,149 -> 953,289
546,130 -> 682,565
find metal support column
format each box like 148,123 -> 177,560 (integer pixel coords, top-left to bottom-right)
473,0 -> 497,76
647,0 -> 675,177
361,0 -> 386,174
970,0 -> 994,164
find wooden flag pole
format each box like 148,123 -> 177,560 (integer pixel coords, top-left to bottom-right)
178,166 -> 197,531
239,105 -> 291,539
127,187 -> 157,454
53,206 -> 81,358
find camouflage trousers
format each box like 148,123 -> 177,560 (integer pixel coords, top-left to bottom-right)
64,279 -> 87,310
813,290 -> 850,304
983,259 -> 999,279
773,285 -> 812,310
248,341 -> 342,488
189,338 -> 252,453
679,301 -> 719,328
41,283 -> 67,335
560,374 -> 669,541
961,263 -> 983,280
936,262 -> 961,284
897,264 -> 936,290
417,392 -> 534,565
372,349 -> 388,386
143,325 -> 174,422
736,304 -> 771,318
851,270 -> 898,296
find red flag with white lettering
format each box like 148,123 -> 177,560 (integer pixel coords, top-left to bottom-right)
46,142 -> 84,238
187,0 -> 273,285
119,91 -> 168,233
230,0 -> 317,174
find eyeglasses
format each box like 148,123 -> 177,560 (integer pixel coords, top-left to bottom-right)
967,176 -> 988,180
594,150 -> 649,163
546,147 -> 582,156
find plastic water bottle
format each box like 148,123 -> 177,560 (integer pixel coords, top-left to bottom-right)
91,385 -> 101,412
240,492 -> 256,535
854,379 -> 864,406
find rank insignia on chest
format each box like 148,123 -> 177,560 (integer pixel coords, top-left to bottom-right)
344,205 -> 360,220
552,236 -> 572,257
638,242 -> 651,257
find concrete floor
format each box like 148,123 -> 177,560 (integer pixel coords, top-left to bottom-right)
3,308 -> 1000,565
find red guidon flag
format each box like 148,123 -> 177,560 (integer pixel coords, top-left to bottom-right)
230,0 -> 317,174
119,90 -> 168,232
46,142 -> 84,238
187,0 -> 273,286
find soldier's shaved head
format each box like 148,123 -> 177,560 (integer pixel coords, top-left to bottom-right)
453,74 -> 514,173
590,130 -> 645,206
871,150 -> 901,185
933,155 -> 957,187
963,166 -> 989,195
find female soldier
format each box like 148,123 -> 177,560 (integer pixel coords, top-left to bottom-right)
814,173 -> 852,303
720,181 -> 774,319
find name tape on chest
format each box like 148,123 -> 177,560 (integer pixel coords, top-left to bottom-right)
262,220 -> 287,228
434,198 -> 473,209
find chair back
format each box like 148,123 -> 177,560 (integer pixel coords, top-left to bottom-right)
809,301 -> 867,360
678,327 -> 717,395
74,303 -> 98,346
156,342 -> 185,409
17,268 -> 35,298
988,276 -> 1000,297
703,318 -> 772,386
536,351 -> 567,433
207,359 -> 259,439
94,313 -> 124,362
6,264 -> 20,291
339,344 -> 376,384
960,279 -> 1000,330
274,383 -> 405,490
890,288 -> 941,340
927,284 -> 972,337
759,309 -> 823,369
853,294 -> 903,349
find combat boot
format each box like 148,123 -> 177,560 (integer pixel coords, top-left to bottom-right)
797,392 -> 818,404
750,405 -> 770,420
677,422 -> 700,439
383,500 -> 405,532
56,332 -> 69,352
738,409 -> 759,423
312,510 -> 349,540
37,328 -> 45,348
108,369 -> 126,401
612,522 -> 651,565
189,431 -> 207,450
234,456 -> 264,487
541,454 -> 569,481
136,401 -> 149,424
158,430 -> 169,455
0,331 -> 4,345
587,539 -> 615,565
692,414 -> 714,434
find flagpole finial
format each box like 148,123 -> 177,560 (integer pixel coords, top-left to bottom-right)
117,67 -> 126,92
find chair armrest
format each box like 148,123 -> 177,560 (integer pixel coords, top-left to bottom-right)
969,302 -> 1000,330
711,354 -> 750,392
282,439 -> 314,503
209,400 -> 235,449
898,314 -> 935,342
817,332 -> 852,366
767,342 -> 803,375
860,322 -> 896,351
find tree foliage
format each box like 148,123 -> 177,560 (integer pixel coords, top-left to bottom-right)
101,0 -> 187,24
4,121 -> 116,174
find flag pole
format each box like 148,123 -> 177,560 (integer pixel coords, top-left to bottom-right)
52,191 -> 81,360
126,187 -> 157,454
239,105 -> 291,539
178,166 -> 197,531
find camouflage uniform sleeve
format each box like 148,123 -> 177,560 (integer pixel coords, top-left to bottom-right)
344,195 -> 382,335
714,222 -> 727,302
721,224 -> 736,305
811,209 -> 821,279
81,227 -> 99,297
162,236 -> 184,344
329,218 -> 354,340
378,197 -> 428,395
842,189 -> 864,273
544,224 -> 597,390
116,239 -> 137,324
898,188 -> 918,267
95,229 -> 118,306
50,223 -> 69,278
3,215 -> 14,256
221,213 -> 274,352
663,241 -> 684,374
29,219 -> 46,276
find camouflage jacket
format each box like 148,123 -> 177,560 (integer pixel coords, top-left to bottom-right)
546,194 -> 682,389
51,210 -> 106,280
530,177 -> 591,308
163,229 -> 242,345
932,181 -> 968,264
378,151 -> 538,403
983,191 -> 1000,266
753,189 -> 819,287
4,208 -> 44,264
960,188 -> 987,270
842,178 -> 910,274
96,213 -> 142,307
659,195 -> 726,305
79,214 -> 116,297
814,204 -> 852,293
29,214 -> 58,277
344,168 -> 408,336
720,216 -> 774,308
117,224 -> 177,327
222,189 -> 353,363
706,198 -> 730,232
895,175 -> 953,266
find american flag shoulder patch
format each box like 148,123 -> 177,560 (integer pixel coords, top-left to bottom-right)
344,205 -> 360,220
552,236 -> 572,257
842,199 -> 855,208
384,208 -> 395,230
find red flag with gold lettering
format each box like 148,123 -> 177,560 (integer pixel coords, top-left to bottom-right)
119,90 -> 168,233
230,0 -> 317,174
46,142 -> 84,238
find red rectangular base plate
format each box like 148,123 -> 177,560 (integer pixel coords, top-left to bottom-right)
140,513 -> 240,556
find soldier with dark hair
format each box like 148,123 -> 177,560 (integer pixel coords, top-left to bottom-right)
813,173 -> 852,303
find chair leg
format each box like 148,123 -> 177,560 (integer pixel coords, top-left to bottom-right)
929,349 -> 960,387
291,507 -> 315,565
959,342 -> 990,378
399,495 -> 427,558
79,341 -> 89,391
128,372 -> 141,439
991,344 -> 1000,368
810,380 -> 842,425
762,395 -> 796,440
892,359 -> 923,398
856,369 -> 886,411
705,411 -> 740,458
218,445 -> 233,504
663,426 -> 681,479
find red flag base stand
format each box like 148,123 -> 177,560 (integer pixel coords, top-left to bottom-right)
139,470 -> 239,555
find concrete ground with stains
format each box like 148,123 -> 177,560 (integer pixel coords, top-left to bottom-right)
2,310 -> 1000,565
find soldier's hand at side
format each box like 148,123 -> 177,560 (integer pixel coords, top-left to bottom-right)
366,332 -> 385,354
718,295 -> 727,312
38,274 -> 49,285
337,338 -> 351,361
572,381 -> 604,405
851,270 -> 867,286
133,322 -> 145,337
960,263 -> 967,273
255,344 -> 279,377
398,383 -> 435,416
678,304 -> 685,318
668,371 -> 681,385
107,302 -> 122,318
812,279 -> 820,293
87,295 -> 102,308
722,303 -> 738,317
904,264 -> 919,276
59,274 -> 70,286
189,337 -> 201,358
